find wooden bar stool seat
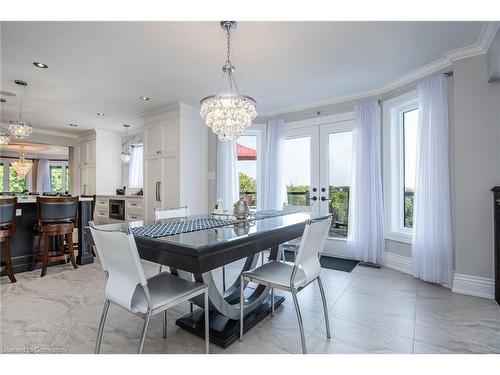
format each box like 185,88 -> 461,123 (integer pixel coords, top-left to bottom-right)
31,196 -> 79,277
0,198 -> 17,283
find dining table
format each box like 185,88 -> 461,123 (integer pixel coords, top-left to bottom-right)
89,210 -> 326,347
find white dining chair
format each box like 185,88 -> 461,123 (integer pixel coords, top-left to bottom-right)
239,215 -> 332,354
279,203 -> 314,262
89,222 -> 210,354
154,206 -> 190,221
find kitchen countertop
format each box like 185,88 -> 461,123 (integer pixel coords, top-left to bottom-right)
96,195 -> 143,199
9,196 -> 94,204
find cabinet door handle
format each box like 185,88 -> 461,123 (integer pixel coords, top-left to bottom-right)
156,181 -> 161,201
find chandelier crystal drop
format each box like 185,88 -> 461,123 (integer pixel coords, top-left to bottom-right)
11,146 -> 33,178
0,99 -> 10,145
200,21 -> 257,141
0,133 -> 10,145
8,81 -> 33,140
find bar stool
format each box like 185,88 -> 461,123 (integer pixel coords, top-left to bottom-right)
0,197 -> 17,283
31,196 -> 79,277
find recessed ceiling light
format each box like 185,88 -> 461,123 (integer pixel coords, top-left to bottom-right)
97,113 -> 106,116
139,96 -> 150,101
33,62 -> 48,69
69,123 -> 78,127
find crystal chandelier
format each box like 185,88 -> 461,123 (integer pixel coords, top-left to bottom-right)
11,146 -> 33,178
121,124 -> 132,163
0,98 -> 10,145
8,80 -> 33,140
200,21 -> 257,141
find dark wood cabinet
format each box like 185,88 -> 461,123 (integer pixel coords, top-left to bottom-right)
492,187 -> 500,304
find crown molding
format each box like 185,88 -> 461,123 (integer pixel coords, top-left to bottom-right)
32,127 -> 79,139
258,22 -> 496,120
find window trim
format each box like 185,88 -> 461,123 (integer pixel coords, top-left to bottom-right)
383,90 -> 418,244
48,161 -> 69,192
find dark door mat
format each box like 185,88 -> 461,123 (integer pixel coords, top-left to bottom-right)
284,250 -> 359,273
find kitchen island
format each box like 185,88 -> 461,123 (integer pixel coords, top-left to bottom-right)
0,196 -> 94,277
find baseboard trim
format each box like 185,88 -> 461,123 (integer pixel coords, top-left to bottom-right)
384,252 -> 412,275
452,273 -> 495,300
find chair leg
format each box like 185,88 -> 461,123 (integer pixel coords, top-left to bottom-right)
271,287 -> 275,317
162,310 -> 167,339
239,275 -> 245,342
190,302 -> 194,313
95,299 -> 110,354
91,245 -> 97,257
204,291 -> 209,354
41,234 -> 49,277
291,289 -> 307,354
138,310 -> 152,354
222,266 -> 226,292
317,276 -> 331,339
3,241 -> 16,283
66,233 -> 78,269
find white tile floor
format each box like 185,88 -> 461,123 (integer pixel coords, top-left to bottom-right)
1,257 -> 499,354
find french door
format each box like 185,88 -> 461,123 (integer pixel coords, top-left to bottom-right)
283,115 -> 354,257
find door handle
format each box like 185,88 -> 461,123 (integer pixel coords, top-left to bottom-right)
308,196 -> 318,201
155,181 -> 161,201
321,196 -> 331,202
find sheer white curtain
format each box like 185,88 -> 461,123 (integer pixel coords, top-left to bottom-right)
263,119 -> 286,210
347,101 -> 385,264
128,145 -> 143,188
216,139 -> 238,212
411,75 -> 453,285
36,159 -> 51,192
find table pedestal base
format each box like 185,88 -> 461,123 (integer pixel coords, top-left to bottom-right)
176,294 -> 285,348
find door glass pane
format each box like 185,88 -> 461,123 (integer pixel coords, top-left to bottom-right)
9,164 -> 26,193
284,137 -> 310,207
236,135 -> 257,209
0,163 -> 3,191
328,131 -> 352,238
66,166 -> 70,192
403,108 -> 418,228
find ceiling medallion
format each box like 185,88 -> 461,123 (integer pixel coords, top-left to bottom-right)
8,80 -> 33,140
11,146 -> 33,178
121,124 -> 132,163
200,21 -> 257,141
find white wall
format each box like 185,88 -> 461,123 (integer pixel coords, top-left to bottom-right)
95,129 -> 122,195
179,103 -> 208,215
453,53 -> 500,280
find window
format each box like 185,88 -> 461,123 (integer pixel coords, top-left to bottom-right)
48,162 -> 69,192
403,109 -> 418,228
9,164 -> 27,193
0,163 -> 3,191
128,145 -> 144,188
383,91 -> 419,243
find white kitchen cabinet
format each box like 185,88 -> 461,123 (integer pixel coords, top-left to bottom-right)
77,130 -> 121,196
142,102 -> 207,221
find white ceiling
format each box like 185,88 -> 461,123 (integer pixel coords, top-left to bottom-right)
0,21 -> 484,134
0,141 -> 68,159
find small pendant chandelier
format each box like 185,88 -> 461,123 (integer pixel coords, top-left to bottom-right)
8,80 -> 33,140
0,98 -> 11,145
200,21 -> 257,141
11,146 -> 33,178
121,124 -> 132,163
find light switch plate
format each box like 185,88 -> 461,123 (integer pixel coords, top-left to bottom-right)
16,209 -> 22,216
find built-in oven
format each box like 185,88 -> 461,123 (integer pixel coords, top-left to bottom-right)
109,199 -> 125,221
